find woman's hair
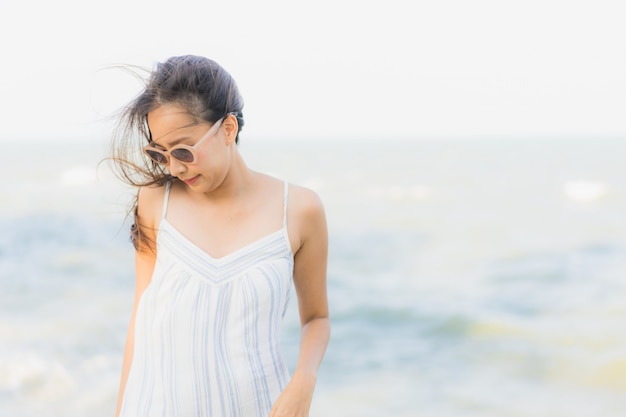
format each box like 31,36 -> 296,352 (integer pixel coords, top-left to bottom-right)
108,55 -> 245,251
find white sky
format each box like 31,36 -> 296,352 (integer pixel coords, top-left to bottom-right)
1,0 -> 624,141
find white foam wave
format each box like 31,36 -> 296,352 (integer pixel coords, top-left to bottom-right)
0,352 -> 74,398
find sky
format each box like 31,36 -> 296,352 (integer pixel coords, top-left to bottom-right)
1,0 -> 625,142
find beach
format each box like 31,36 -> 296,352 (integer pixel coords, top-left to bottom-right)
1,136 -> 625,416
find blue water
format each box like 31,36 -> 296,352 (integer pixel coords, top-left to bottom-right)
1,137 -> 625,416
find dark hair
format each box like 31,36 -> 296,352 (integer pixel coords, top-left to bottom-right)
110,55 -> 245,187
107,55 -> 245,251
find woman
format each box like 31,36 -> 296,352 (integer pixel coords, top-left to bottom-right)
110,55 -> 330,417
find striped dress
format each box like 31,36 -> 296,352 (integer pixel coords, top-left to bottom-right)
119,181 -> 294,417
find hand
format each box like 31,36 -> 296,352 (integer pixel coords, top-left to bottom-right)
268,372 -> 317,417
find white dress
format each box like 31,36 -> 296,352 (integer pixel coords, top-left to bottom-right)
119,181 -> 294,417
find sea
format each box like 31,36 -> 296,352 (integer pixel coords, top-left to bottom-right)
1,135 -> 625,417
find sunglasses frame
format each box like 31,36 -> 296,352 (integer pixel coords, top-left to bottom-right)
143,117 -> 225,165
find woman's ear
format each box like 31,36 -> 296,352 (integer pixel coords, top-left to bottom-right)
222,114 -> 239,145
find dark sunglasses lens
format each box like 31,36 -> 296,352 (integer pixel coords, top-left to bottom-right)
145,150 -> 168,164
171,149 -> 194,163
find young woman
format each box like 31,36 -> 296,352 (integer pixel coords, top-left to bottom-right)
110,55 -> 330,417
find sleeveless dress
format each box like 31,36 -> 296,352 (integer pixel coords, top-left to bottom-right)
119,181 -> 294,417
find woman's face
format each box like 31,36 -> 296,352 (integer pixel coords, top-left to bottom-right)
146,104 -> 233,192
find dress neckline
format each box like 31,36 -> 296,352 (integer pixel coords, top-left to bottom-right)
159,218 -> 292,263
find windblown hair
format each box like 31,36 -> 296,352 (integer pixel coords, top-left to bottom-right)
107,55 -> 245,251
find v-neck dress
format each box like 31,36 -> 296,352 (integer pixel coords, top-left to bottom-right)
119,181 -> 294,417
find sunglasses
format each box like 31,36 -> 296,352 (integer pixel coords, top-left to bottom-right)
143,117 -> 225,165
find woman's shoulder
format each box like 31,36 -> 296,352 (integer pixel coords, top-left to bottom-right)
258,173 -> 324,213
137,182 -> 168,205
136,182 -> 170,225
254,172 -> 324,220
285,182 -> 326,241
288,183 -> 324,212
284,181 -> 327,257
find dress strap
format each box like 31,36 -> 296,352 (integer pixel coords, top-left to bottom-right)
282,180 -> 289,228
162,181 -> 172,221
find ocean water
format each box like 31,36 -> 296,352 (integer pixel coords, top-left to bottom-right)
1,136 -> 625,416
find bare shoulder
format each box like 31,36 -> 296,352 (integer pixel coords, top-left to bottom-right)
288,183 -> 325,216
255,172 -> 325,215
287,183 -> 327,252
136,183 -> 168,228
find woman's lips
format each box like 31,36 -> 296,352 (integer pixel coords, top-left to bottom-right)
183,175 -> 200,185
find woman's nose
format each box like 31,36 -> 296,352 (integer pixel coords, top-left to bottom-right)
168,159 -> 187,176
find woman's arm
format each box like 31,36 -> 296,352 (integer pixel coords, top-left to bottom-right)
114,186 -> 161,417
270,187 -> 330,417
114,249 -> 155,417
